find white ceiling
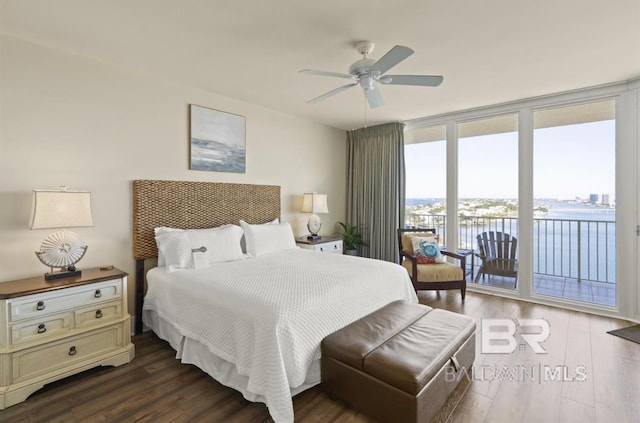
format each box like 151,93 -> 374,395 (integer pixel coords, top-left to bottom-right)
2,0 -> 639,130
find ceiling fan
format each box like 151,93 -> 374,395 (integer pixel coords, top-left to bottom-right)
300,40 -> 443,108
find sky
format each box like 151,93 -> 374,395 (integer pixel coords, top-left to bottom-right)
405,119 -> 616,200
190,105 -> 245,148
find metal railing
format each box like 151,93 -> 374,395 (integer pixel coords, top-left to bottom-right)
405,213 -> 615,284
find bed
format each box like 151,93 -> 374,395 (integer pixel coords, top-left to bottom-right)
132,180 -> 418,423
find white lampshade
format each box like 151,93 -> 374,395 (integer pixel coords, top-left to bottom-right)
29,189 -> 94,229
301,193 -> 329,214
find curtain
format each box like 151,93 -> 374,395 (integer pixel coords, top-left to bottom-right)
346,122 -> 405,262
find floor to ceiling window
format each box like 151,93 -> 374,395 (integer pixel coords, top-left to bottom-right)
532,100 -> 616,306
457,114 -> 519,290
403,81 -> 638,319
404,125 -> 447,244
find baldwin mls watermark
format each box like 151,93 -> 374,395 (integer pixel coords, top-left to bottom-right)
481,318 -> 550,354
445,318 -> 588,384
445,363 -> 587,383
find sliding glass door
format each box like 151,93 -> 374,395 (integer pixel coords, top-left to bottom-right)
532,100 -> 616,306
457,114 -> 519,290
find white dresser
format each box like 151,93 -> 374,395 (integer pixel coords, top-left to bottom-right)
296,236 -> 343,254
0,267 -> 135,409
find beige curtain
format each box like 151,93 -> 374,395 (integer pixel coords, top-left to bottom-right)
347,122 -> 405,262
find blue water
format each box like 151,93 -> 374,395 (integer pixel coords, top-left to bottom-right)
542,201 -> 614,221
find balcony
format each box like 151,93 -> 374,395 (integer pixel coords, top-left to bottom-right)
405,213 -> 616,307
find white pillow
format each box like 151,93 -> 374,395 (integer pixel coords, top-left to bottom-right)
239,218 -> 279,253
239,220 -> 296,257
154,225 -> 244,271
154,226 -> 183,266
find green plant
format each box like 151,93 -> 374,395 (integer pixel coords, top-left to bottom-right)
338,222 -> 365,250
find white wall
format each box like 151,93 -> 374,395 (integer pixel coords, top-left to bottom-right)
0,35 -> 347,311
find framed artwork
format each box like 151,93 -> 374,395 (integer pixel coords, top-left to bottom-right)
189,104 -> 246,173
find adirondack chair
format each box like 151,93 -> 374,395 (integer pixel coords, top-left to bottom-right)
475,231 -> 518,284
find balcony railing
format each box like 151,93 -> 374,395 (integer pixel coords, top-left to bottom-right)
405,213 -> 615,284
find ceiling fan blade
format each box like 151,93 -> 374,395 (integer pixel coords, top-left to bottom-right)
382,75 -> 444,86
300,69 -> 357,80
364,85 -> 384,108
307,82 -> 358,103
370,45 -> 414,75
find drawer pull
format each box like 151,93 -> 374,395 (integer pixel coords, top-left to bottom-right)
68,346 -> 77,356
36,301 -> 45,311
320,247 -> 324,251
37,324 -> 47,334
94,289 -> 102,298
95,309 -> 103,319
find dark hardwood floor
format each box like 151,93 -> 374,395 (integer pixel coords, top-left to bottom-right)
1,291 -> 638,422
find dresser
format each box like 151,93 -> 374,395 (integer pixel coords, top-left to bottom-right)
0,267 -> 135,409
296,236 -> 343,254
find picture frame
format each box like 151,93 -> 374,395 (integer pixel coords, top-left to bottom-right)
189,104 -> 246,173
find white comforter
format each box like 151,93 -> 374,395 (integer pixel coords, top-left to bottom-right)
143,248 -> 417,423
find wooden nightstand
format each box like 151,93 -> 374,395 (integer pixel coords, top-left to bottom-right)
296,236 -> 343,254
0,267 -> 135,409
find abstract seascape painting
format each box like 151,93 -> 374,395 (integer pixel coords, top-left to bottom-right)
190,104 -> 246,173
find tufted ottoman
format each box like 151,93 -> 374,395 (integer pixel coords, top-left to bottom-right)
321,300 -> 475,423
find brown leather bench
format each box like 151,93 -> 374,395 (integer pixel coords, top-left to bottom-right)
321,300 -> 475,423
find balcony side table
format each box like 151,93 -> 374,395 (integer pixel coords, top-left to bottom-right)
441,247 -> 475,280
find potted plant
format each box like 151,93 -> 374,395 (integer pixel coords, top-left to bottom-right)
338,222 -> 365,256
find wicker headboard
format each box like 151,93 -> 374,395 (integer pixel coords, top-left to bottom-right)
131,179 -> 281,333
132,179 -> 281,260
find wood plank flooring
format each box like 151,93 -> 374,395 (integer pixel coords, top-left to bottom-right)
434,291 -> 640,423
1,291 -> 638,422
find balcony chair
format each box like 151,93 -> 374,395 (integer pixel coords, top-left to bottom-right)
397,228 -> 467,300
475,231 -> 518,285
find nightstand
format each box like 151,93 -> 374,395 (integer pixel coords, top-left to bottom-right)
0,267 -> 135,409
296,236 -> 343,254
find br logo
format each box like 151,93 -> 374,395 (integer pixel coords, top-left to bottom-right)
481,319 -> 550,354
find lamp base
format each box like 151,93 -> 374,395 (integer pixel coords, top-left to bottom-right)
307,215 -> 322,237
306,234 -> 321,241
45,268 -> 82,281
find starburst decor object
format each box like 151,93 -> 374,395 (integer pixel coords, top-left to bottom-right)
301,193 -> 329,241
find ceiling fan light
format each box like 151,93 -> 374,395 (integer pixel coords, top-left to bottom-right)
359,77 -> 375,91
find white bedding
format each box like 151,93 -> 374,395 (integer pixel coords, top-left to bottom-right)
142,248 -> 417,423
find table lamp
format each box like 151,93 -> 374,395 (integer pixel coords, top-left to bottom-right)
302,193 -> 328,241
29,186 -> 94,280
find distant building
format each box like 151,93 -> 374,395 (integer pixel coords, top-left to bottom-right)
589,194 -> 599,204
601,194 -> 610,205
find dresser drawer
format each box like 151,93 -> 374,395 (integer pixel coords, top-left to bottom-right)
0,267 -> 133,410
75,300 -> 122,328
12,323 -> 124,383
312,240 -> 343,253
8,279 -> 122,323
10,312 -> 74,347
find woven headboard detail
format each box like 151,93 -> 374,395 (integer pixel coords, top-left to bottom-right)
132,180 -> 281,260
